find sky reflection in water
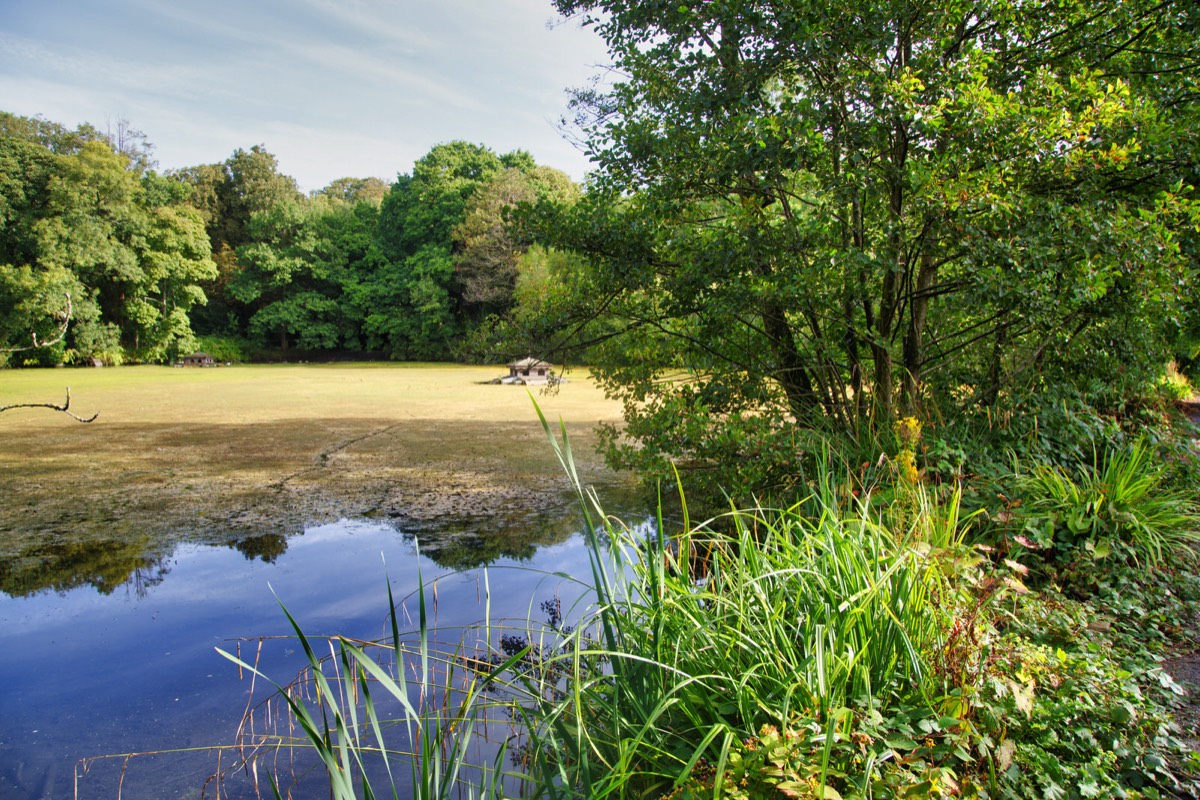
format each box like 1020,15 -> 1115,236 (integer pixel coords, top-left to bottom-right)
0,518 -> 619,799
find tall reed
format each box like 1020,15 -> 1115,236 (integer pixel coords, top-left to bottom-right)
523,407 -> 966,798
216,568 -> 528,800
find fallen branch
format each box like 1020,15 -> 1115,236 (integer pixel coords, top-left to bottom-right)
2,294 -> 99,423
0,387 -> 98,423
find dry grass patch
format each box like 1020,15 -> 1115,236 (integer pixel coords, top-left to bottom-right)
0,364 -> 634,579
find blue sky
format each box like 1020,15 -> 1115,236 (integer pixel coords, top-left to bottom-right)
0,0 -> 611,191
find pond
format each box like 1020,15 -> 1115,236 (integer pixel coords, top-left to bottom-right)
0,364 -> 647,799
0,516 -> 641,799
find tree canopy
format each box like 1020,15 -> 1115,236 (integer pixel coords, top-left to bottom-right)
1,113 -> 578,366
0,119 -> 215,365
517,0 -> 1200,498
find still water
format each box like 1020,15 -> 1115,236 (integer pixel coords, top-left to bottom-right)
0,517 -> 623,799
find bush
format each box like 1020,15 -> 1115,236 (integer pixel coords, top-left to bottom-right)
194,335 -> 254,363
1014,438 -> 1200,575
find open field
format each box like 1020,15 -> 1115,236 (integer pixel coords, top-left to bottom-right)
0,363 -> 635,580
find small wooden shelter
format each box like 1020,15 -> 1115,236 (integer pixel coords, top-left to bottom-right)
501,357 -> 553,385
179,352 -> 215,367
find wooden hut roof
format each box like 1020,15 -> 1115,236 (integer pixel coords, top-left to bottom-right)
508,357 -> 550,368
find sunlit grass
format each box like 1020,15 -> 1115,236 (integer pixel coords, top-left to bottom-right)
0,362 -> 621,425
0,363 -> 631,562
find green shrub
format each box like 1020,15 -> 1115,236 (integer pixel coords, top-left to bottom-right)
1015,438 -> 1200,572
195,335 -> 253,363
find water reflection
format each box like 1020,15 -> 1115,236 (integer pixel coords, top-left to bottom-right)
1,480 -> 640,602
0,515 -> 645,800
0,537 -> 171,598
400,507 -> 579,569
230,532 -> 289,563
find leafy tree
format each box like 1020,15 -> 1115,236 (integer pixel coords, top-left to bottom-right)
459,242 -> 603,363
317,176 -> 388,206
127,200 -> 216,360
231,196 -> 375,352
1,114 -> 215,363
534,0 -> 1200,498
0,111 -> 121,159
453,165 -> 579,317
366,142 -> 503,358
377,141 -> 502,260
0,136 -> 88,364
173,146 -> 303,338
219,146 -> 304,248
499,149 -> 538,172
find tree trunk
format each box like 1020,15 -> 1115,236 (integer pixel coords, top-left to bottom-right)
874,16 -> 913,423
762,302 -> 819,418
902,238 -> 938,413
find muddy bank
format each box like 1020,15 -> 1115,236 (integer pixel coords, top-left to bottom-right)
1,417 -> 636,583
0,365 -> 642,592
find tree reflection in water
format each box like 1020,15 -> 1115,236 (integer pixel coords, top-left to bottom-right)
230,533 -> 289,563
0,537 -> 169,598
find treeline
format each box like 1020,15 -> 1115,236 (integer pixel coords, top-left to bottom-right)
0,111 -> 580,365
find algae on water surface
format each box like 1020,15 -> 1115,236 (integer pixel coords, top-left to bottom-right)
0,363 -> 635,593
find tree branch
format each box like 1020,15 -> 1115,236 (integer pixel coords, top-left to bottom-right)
0,294 -> 73,354
2,296 -> 98,422
0,388 -> 99,423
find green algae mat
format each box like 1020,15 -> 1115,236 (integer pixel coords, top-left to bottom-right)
0,363 -> 636,587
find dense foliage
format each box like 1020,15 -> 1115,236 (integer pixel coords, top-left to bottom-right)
502,0 -> 1200,503
1,112 -> 578,365
192,1 -> 1199,796
1,112 -> 216,365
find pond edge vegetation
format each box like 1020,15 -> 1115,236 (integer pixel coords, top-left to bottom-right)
214,402 -> 1200,800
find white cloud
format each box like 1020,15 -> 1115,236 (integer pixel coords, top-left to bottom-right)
1,0 -> 611,186
291,0 -> 443,53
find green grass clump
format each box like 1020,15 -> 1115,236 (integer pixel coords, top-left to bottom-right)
1015,437 -> 1200,572
522,411 -> 985,799
217,570 -> 523,800
519,412 -> 1199,799
522,491 -> 970,799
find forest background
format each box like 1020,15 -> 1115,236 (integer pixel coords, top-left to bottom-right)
0,110 -> 580,369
